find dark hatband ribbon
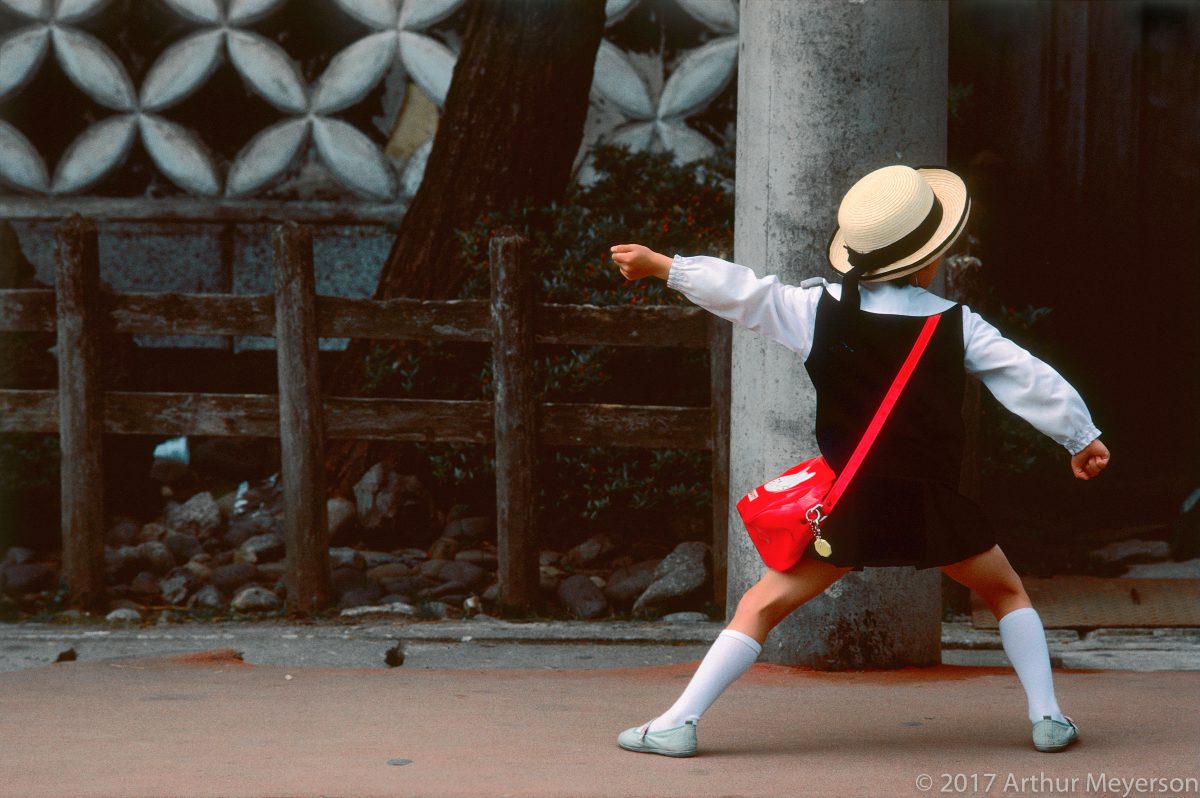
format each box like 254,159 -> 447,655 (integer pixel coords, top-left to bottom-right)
844,195 -> 944,273
841,195 -> 944,311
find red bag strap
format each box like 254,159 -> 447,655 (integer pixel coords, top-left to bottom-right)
821,312 -> 943,514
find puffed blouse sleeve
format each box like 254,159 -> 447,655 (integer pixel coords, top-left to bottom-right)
961,305 -> 1102,455
666,254 -> 824,361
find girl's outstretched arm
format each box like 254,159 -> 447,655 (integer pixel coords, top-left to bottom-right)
962,306 -> 1109,478
610,243 -> 825,360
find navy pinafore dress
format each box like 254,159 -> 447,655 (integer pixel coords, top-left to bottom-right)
799,289 -> 997,570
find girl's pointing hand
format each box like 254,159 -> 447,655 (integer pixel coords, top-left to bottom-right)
611,244 -> 672,281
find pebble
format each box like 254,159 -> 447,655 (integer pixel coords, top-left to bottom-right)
661,612 -> 711,623
105,608 -> 142,623
340,601 -> 417,617
231,586 -> 282,613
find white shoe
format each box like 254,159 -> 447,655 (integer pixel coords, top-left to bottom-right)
616,719 -> 698,757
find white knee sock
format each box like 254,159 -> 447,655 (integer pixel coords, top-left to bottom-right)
998,606 -> 1066,725
642,628 -> 762,733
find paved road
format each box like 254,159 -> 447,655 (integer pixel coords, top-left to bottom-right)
1,645 -> 1197,798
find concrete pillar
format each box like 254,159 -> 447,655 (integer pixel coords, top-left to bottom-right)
728,0 -> 949,668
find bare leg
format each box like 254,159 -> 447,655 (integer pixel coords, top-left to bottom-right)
938,544 -> 1031,620
941,544 -> 1066,726
727,557 -> 855,646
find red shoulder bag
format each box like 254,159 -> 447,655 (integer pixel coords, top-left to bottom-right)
735,312 -> 943,572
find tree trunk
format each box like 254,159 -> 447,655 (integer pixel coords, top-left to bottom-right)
324,0 -> 606,496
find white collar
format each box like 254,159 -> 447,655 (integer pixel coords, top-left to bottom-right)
822,280 -> 957,316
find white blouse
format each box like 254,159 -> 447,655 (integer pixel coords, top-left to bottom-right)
666,254 -> 1102,456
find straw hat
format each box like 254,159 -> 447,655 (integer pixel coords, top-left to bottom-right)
827,165 -> 970,283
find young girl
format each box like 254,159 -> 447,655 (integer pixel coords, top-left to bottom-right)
609,164 -> 1109,757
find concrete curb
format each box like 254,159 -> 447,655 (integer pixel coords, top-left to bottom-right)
2,619 -> 1197,673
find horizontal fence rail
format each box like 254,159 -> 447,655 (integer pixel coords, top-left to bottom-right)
0,216 -> 731,614
0,291 -> 709,347
0,390 -> 712,448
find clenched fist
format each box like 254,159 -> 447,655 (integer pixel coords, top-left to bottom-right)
1070,438 -> 1110,480
610,244 -> 672,282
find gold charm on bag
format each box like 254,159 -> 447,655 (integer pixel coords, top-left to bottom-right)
806,505 -> 832,558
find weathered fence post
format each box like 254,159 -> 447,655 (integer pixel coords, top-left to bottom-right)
708,314 -> 732,612
490,232 -> 539,610
273,222 -> 332,614
55,215 -> 106,610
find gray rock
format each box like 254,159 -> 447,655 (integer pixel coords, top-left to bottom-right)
539,565 -> 565,591
428,535 -> 462,561
159,571 -> 196,605
105,607 -> 142,622
339,586 -> 384,609
418,600 -> 453,619
332,566 -> 377,600
137,522 -> 169,543
255,561 -> 286,581
224,510 -> 280,547
163,531 -> 202,565
443,516 -> 492,544
129,571 -> 162,597
214,488 -> 239,519
105,545 -> 141,582
557,574 -> 610,619
454,549 -> 498,567
211,562 -> 258,592
353,463 -> 435,544
604,559 -> 661,605
661,611 -> 711,623
379,574 -> 436,597
1,562 -> 54,594
167,492 -> 222,539
183,555 -> 213,582
378,593 -> 415,607
329,547 -> 366,569
366,562 -> 412,581
1091,539 -> 1172,565
439,560 -> 487,589
563,533 -> 616,568
426,580 -> 472,598
106,519 -> 139,547
482,582 -> 500,602
632,542 -> 711,616
238,533 -> 285,564
231,586 -> 281,612
419,558 -> 450,579
327,497 -> 357,539
187,584 -> 223,609
539,550 -> 562,567
360,550 -> 399,569
137,540 -> 176,575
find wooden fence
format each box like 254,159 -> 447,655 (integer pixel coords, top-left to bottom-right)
0,216 -> 732,614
